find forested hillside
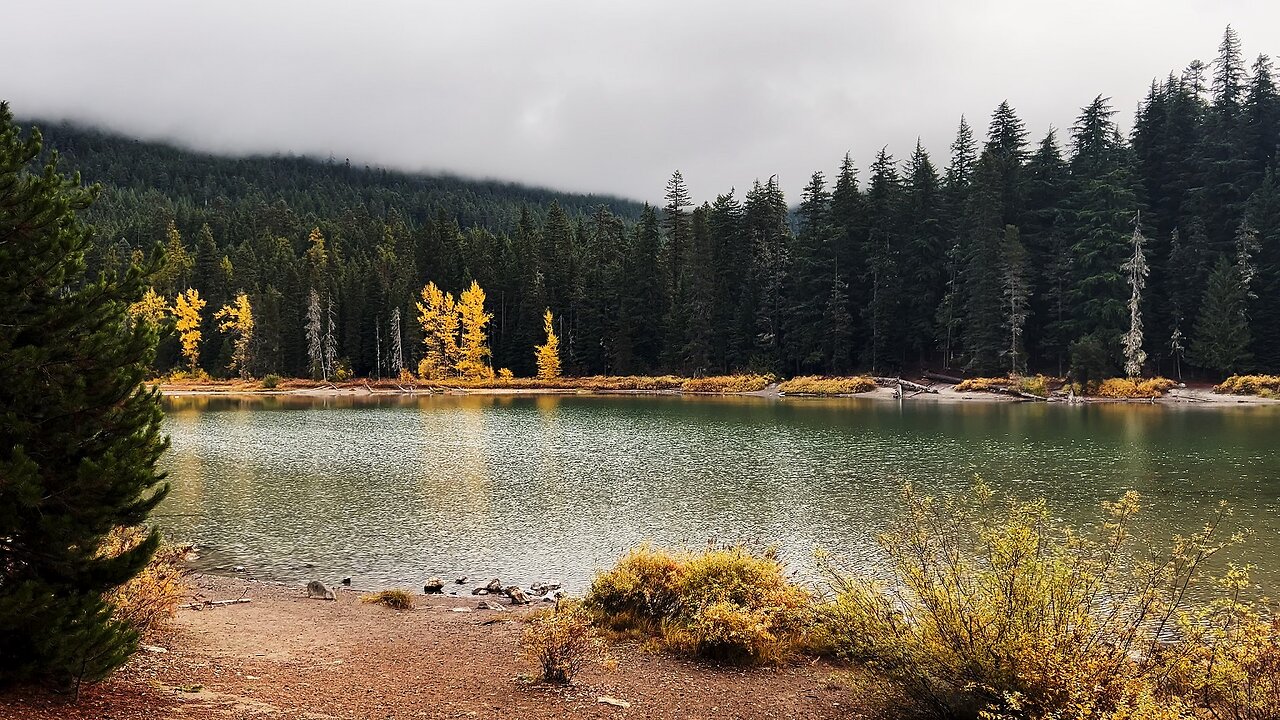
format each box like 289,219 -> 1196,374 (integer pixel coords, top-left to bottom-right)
32,27 -> 1280,380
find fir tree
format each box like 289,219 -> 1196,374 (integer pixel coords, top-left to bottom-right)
0,106 -> 169,686
1001,226 -> 1030,376
1121,218 -> 1150,377
1191,255 -> 1252,373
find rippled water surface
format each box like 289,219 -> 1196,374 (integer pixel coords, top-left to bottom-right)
159,394 -> 1280,591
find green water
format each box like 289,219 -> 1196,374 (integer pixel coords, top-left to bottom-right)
158,393 -> 1280,591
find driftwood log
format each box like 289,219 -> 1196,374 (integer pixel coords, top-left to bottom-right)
183,598 -> 251,610
872,377 -> 939,395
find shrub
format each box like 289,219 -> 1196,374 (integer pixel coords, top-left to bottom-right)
360,589 -> 414,610
99,527 -> 189,637
680,374 -> 773,393
586,545 -> 811,664
819,480 -> 1241,719
778,376 -> 878,395
498,367 -> 515,379
519,600 -> 607,683
953,377 -> 1012,393
260,374 -> 281,389
1096,377 -> 1177,398
1215,374 -> 1280,397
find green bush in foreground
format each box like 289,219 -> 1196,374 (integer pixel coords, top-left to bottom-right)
585,544 -> 812,665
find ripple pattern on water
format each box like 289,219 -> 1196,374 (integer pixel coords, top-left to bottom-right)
159,394 -> 1280,591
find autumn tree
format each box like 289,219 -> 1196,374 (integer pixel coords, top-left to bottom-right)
0,106 -> 169,686
128,287 -> 169,328
416,281 -> 460,379
535,309 -> 562,379
216,293 -> 255,379
172,288 -> 205,375
456,280 -> 494,379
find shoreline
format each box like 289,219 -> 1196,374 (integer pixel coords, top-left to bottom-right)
155,380 -> 1280,406
2,574 -> 882,720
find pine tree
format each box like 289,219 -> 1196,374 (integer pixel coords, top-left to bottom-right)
1001,226 -> 1030,375
1121,219 -> 1150,377
388,307 -> 404,378
215,293 -> 255,379
154,220 -> 192,296
535,309 -> 562,379
173,288 -> 205,374
323,294 -> 338,380
0,106 -> 169,686
455,280 -> 494,379
1191,255 -> 1252,373
305,288 -> 323,380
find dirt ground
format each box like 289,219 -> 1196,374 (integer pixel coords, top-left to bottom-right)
2,576 -> 888,720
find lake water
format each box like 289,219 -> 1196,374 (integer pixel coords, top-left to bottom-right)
158,393 -> 1280,592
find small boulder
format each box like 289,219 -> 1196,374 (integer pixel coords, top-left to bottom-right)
423,577 -> 445,594
455,576 -> 467,585
530,582 -> 561,596
504,586 -> 531,605
476,599 -> 507,612
341,577 -> 352,586
471,587 -> 489,596
484,578 -> 503,593
306,580 -> 336,601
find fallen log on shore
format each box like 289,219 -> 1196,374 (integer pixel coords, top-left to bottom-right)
873,377 -> 938,395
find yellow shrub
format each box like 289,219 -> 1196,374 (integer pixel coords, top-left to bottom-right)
498,367 -> 515,379
954,377 -> 1012,392
778,375 -> 878,395
1097,377 -> 1176,398
680,374 -> 773,393
360,589 -> 414,610
99,526 -> 189,637
586,545 -> 811,664
520,600 -> 607,683
584,545 -> 684,631
1215,374 -> 1280,397
820,480 -> 1241,719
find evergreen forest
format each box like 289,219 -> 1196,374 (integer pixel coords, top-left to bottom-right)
31,27 -> 1280,382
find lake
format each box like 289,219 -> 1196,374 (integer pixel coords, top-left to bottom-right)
158,393 -> 1280,592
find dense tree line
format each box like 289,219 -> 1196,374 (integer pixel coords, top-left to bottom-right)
31,28 -> 1280,380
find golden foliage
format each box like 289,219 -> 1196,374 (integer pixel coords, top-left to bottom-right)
535,309 -> 561,380
360,589 -> 415,610
172,288 -> 205,372
586,545 -> 812,665
416,281 -> 460,380
1215,375 -> 1280,397
680,374 -> 773,393
778,375 -> 877,395
1096,377 -> 1177,398
128,287 -> 170,328
215,292 -> 255,379
520,600 -> 607,683
455,280 -> 494,380
819,479 -> 1246,720
98,527 -> 189,637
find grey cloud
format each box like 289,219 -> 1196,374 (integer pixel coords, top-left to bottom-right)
2,0 -> 1277,203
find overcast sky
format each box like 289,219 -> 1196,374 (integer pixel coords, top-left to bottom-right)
3,1 -> 1279,203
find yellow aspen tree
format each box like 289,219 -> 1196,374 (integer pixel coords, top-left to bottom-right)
216,293 -> 255,379
455,280 -> 494,380
416,281 -> 460,379
172,288 -> 206,373
535,309 -> 561,379
128,287 -> 169,327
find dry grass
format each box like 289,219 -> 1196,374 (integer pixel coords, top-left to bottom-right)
777,376 -> 878,396
953,376 -> 1014,393
679,374 -> 773,393
99,527 -> 189,637
519,600 -> 608,683
1215,374 -> 1280,397
360,589 -> 415,610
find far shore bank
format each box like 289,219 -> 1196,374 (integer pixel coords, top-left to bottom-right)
154,378 -> 1280,406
